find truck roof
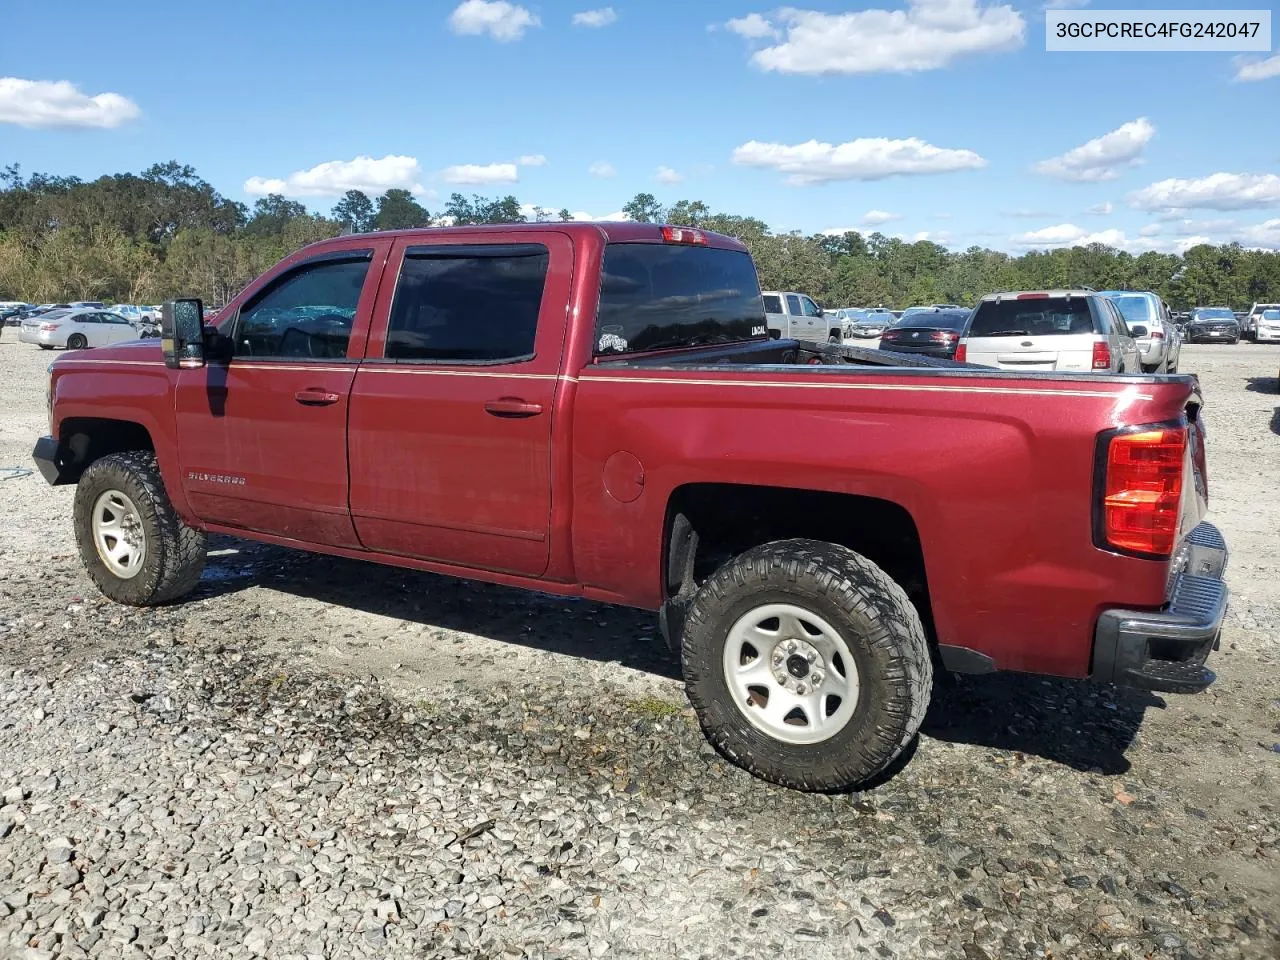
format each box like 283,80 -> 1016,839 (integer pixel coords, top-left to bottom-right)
310,221 -> 750,253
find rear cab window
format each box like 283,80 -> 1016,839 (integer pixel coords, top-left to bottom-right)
762,294 -> 782,314
594,244 -> 767,355
967,297 -> 1097,337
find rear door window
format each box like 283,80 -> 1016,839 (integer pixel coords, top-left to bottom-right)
967,297 -> 1096,337
785,294 -> 802,316
386,244 -> 549,362
762,295 -> 782,314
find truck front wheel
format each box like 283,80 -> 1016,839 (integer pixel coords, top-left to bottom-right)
73,451 -> 206,606
681,539 -> 932,791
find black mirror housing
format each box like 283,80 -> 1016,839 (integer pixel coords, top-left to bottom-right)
162,299 -> 206,369
1129,324 -> 1149,338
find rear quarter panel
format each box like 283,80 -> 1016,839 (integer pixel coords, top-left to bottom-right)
570,366 -> 1194,678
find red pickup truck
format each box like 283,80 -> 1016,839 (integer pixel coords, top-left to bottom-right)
33,222 -> 1228,792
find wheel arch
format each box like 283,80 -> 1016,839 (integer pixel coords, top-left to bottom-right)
661,482 -> 935,647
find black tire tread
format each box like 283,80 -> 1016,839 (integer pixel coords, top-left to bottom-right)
73,451 -> 206,605
681,539 -> 932,792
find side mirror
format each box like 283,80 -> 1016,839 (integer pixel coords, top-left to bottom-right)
161,298 -> 206,369
1129,324 -> 1149,338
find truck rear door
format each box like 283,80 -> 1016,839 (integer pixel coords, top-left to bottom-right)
346,232 -> 573,576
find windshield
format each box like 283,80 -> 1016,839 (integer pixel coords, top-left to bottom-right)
894,309 -> 969,330
595,244 -> 766,355
1263,310 -> 1280,321
1108,295 -> 1154,323
1193,308 -> 1235,320
968,297 -> 1095,337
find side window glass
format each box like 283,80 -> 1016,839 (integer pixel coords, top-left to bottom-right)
762,295 -> 782,314
234,256 -> 370,360
801,297 -> 822,318
785,294 -> 802,316
79,314 -> 99,324
1111,303 -> 1129,337
385,244 -> 548,362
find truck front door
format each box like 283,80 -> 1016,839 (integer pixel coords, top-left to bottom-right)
346,233 -> 572,576
174,244 -> 390,546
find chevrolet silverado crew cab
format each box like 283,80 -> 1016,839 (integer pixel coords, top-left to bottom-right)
33,222 -> 1228,792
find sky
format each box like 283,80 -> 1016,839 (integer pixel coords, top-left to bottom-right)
1,0 -> 1279,254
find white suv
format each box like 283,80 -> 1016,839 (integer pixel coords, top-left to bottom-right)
959,290 -> 1141,373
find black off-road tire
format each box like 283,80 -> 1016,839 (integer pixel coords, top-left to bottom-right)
73,451 -> 206,605
681,539 -> 932,792
66,333 -> 87,350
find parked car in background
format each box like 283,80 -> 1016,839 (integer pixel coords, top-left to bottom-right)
761,290 -> 842,343
1099,290 -> 1177,373
1256,309 -> 1280,344
959,290 -> 1140,373
1243,303 -> 1280,342
68,301 -> 105,309
878,307 -> 970,359
847,311 -> 892,339
18,308 -> 142,349
1184,308 -> 1241,344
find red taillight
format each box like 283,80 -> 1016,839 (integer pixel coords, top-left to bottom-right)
1016,293 -> 1050,300
1092,341 -> 1111,370
1100,426 -> 1187,557
1151,330 -> 1165,340
954,343 -> 967,362
931,331 -> 958,342
39,323 -> 59,331
660,225 -> 708,246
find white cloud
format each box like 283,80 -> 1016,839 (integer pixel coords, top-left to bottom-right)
572,7 -> 617,28
862,209 -> 902,226
448,0 -> 539,42
906,230 -> 952,245
1234,54 -> 1280,83
1033,118 -> 1155,182
441,162 -> 520,185
732,136 -> 985,185
243,155 -> 427,197
0,77 -> 140,129
1138,224 -> 1164,237
1003,208 -> 1051,218
728,1 -> 1025,75
588,161 -> 616,178
1086,201 -> 1113,215
1128,172 -> 1280,212
656,165 -> 684,184
1240,219 -> 1280,249
726,13 -> 779,39
571,209 -> 630,221
518,154 -> 547,167
821,226 -> 863,236
1010,223 -> 1215,255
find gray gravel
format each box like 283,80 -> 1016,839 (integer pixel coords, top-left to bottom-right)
1,338 -> 1279,958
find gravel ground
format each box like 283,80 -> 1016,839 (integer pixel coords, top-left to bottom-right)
1,337 -> 1278,960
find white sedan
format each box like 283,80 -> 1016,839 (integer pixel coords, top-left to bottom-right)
18,308 -> 142,350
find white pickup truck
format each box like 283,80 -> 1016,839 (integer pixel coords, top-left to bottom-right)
761,290 -> 843,343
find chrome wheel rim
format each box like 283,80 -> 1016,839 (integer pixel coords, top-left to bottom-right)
91,489 -> 146,579
721,602 -> 859,745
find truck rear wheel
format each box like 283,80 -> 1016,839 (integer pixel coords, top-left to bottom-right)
73,451 -> 206,606
681,539 -> 932,791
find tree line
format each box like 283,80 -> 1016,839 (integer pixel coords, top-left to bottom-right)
1,161 -> 1277,310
